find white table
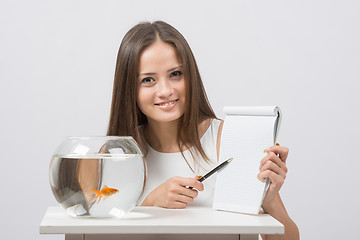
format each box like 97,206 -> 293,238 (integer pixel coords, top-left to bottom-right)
40,206 -> 284,240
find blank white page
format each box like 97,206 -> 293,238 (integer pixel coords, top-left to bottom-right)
213,106 -> 280,215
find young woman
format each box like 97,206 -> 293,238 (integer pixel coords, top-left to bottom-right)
107,21 -> 299,239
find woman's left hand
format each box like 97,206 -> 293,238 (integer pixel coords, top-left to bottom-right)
257,144 -> 289,211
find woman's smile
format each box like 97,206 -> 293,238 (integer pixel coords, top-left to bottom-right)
155,99 -> 179,110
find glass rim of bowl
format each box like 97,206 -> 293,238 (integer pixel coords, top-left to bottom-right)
56,136 -> 143,157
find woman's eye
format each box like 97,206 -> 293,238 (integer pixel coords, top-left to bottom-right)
141,77 -> 154,84
170,71 -> 183,78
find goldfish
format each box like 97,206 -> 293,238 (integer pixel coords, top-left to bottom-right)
92,185 -> 119,203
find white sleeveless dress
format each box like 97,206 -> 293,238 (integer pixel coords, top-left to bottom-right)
138,119 -> 222,206
135,119 -> 259,240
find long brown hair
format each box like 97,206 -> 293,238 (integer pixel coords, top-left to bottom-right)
107,21 -> 217,165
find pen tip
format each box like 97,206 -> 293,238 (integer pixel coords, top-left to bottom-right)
227,158 -> 233,162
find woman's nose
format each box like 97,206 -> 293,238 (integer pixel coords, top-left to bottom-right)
156,79 -> 173,98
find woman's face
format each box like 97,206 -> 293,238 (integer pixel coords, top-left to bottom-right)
137,41 -> 186,125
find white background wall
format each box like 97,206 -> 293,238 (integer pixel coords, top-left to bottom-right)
1,0 -> 359,239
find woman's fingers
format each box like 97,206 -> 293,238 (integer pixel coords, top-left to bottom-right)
257,169 -> 284,191
258,160 -> 286,180
260,152 -> 288,175
264,145 -> 289,163
171,183 -> 199,199
175,193 -> 195,204
175,176 -> 204,191
166,192 -> 196,208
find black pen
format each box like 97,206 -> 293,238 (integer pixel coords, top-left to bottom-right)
189,158 -> 233,189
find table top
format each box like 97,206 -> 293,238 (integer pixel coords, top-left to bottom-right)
40,206 -> 284,235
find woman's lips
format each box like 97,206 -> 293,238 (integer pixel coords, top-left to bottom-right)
155,99 -> 178,110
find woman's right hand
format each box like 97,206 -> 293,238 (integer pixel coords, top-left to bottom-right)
141,176 -> 204,208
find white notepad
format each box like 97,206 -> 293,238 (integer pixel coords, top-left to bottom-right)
212,106 -> 281,215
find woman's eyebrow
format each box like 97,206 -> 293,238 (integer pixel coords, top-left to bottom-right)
138,72 -> 156,77
167,65 -> 183,72
138,65 -> 183,77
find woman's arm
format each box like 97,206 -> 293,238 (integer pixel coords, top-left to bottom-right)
260,193 -> 299,240
258,146 -> 300,240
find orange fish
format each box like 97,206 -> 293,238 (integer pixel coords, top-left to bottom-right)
92,185 -> 119,203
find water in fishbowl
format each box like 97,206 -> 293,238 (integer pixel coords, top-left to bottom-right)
49,154 -> 145,217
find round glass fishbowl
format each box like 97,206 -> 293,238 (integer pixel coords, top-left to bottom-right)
49,136 -> 146,218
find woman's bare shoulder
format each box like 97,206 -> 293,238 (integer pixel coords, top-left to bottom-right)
216,120 -> 224,161
198,118 -> 213,138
